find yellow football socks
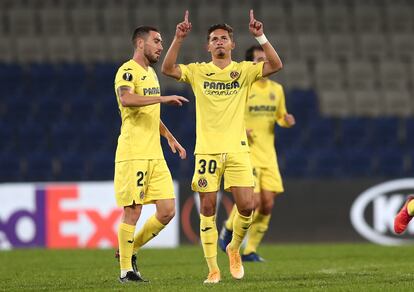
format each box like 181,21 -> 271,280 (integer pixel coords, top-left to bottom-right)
200,214 -> 219,272
118,222 -> 136,272
133,215 -> 165,254
243,212 -> 271,255
407,200 -> 414,216
228,209 -> 252,251
224,204 -> 237,231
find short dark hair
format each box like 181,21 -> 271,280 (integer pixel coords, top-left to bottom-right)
245,45 -> 263,61
207,23 -> 233,41
132,26 -> 159,48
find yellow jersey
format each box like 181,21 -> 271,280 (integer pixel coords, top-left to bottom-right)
245,79 -> 290,167
114,59 -> 164,162
179,61 -> 264,154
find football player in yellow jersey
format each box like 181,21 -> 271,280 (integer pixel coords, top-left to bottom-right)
219,45 -> 295,262
162,11 -> 283,283
114,26 -> 188,283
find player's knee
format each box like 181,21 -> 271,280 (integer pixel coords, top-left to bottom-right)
253,196 -> 261,209
158,207 -> 176,224
237,202 -> 254,217
123,208 -> 141,225
200,203 -> 216,217
260,200 -> 274,215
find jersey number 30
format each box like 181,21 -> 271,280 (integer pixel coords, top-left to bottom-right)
198,159 -> 217,174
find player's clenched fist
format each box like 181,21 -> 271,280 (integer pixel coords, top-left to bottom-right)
176,10 -> 192,39
249,9 -> 264,37
284,114 -> 296,127
161,95 -> 189,106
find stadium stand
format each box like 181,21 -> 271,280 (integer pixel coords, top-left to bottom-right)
0,0 -> 413,182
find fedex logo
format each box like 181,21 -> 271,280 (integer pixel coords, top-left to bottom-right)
0,183 -> 121,249
0,182 -> 179,250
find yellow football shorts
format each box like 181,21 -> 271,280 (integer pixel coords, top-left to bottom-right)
191,152 -> 254,192
252,163 -> 284,194
114,159 -> 175,207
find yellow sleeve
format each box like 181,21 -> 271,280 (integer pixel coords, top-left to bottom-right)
246,61 -> 264,83
178,63 -> 195,84
275,84 -> 290,128
115,68 -> 137,91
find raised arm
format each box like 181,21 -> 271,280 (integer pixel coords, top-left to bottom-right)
160,120 -> 187,159
161,10 -> 192,80
249,9 -> 283,77
117,86 -> 188,107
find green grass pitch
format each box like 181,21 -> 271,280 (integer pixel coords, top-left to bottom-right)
1,244 -> 414,291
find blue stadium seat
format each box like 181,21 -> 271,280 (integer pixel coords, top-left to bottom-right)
92,63 -> 117,93
36,94 -> 65,122
0,154 -> 21,182
344,149 -> 374,177
339,118 -> 373,149
50,121 -> 80,155
0,64 -> 23,88
302,117 -> 337,149
28,63 -> 57,92
281,148 -> 310,177
55,63 -> 87,91
0,121 -> 15,143
87,151 -> 114,180
376,149 -> 407,177
404,118 -> 414,146
275,123 -> 303,152
16,123 -> 48,154
161,139 -> 181,177
286,89 -> 319,122
56,152 -> 87,181
80,122 -> 109,151
180,154 -> 195,179
2,95 -> 33,125
24,151 -> 54,181
309,148 -> 343,177
369,117 -> 401,150
67,91 -> 97,122
96,95 -> 120,129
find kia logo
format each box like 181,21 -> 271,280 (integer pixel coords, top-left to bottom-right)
350,178 -> 414,246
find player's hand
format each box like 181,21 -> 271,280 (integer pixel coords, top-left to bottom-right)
168,138 -> 187,159
161,95 -> 189,106
175,10 -> 192,40
246,128 -> 254,144
249,9 -> 264,37
284,114 -> 296,127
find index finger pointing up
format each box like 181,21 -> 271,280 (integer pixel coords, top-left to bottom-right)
184,10 -> 189,23
250,9 -> 254,22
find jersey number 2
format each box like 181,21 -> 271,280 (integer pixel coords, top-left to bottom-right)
137,171 -> 147,186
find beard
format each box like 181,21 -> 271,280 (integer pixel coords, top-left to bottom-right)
144,47 -> 159,65
148,55 -> 159,65
216,48 -> 226,58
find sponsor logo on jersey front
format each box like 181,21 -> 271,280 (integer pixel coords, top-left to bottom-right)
249,105 -> 276,112
143,87 -> 160,96
203,81 -> 240,96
